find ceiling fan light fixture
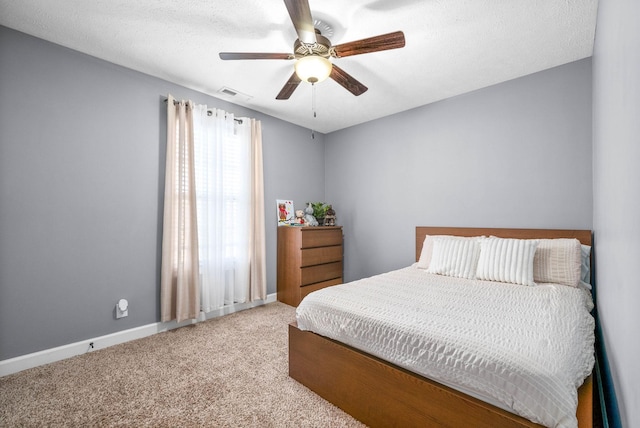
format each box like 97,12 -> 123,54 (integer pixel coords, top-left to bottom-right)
294,55 -> 332,84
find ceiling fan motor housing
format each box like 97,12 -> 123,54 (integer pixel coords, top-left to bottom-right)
294,32 -> 332,58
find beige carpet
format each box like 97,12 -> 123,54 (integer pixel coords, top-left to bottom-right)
0,302 -> 366,427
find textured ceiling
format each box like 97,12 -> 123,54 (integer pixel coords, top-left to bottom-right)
0,0 -> 598,133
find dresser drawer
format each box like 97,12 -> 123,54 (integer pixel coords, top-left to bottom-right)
301,228 -> 343,248
301,245 -> 342,267
300,278 -> 343,300
301,261 -> 343,286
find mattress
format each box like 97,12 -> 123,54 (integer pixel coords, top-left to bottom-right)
296,265 -> 595,428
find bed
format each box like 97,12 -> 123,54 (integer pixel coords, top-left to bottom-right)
289,227 -> 594,428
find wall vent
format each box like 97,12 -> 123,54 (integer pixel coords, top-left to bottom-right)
217,87 -> 252,102
220,87 -> 237,97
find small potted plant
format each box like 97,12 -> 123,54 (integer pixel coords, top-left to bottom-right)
311,202 -> 329,226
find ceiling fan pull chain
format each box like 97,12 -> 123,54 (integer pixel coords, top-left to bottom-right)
312,83 -> 317,118
310,83 -> 317,139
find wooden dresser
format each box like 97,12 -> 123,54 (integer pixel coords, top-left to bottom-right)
277,226 -> 343,306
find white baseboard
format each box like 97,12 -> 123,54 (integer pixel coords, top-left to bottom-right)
0,294 -> 277,377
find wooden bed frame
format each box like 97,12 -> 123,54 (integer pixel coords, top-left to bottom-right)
289,227 -> 594,428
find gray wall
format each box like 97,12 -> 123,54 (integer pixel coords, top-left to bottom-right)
325,59 -> 593,282
592,0 -> 640,426
3,6 -> 637,425
0,26 -> 326,360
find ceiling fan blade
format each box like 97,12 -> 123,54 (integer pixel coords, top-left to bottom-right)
332,31 -> 405,58
276,72 -> 302,100
329,64 -> 368,96
283,0 -> 317,45
219,52 -> 293,60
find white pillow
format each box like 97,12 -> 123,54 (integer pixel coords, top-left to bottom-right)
416,235 -> 437,269
533,238 -> 582,287
417,235 -> 482,270
417,235 -> 456,269
579,244 -> 592,290
426,237 -> 482,279
476,237 -> 539,286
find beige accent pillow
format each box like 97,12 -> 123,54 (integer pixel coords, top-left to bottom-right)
533,238 -> 582,287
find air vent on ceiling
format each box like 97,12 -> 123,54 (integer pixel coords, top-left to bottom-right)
218,87 -> 252,102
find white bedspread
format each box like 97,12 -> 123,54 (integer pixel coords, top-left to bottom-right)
296,265 -> 595,428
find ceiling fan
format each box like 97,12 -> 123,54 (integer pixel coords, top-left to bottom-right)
219,0 -> 405,100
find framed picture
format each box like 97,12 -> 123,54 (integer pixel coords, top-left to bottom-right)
276,199 -> 294,226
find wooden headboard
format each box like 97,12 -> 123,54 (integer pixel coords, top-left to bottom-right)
416,227 -> 593,262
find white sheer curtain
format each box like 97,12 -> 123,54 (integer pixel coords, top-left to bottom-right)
193,105 -> 253,311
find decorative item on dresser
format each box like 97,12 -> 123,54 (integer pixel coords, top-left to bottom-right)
323,205 -> 336,226
277,226 -> 343,306
310,202 -> 329,226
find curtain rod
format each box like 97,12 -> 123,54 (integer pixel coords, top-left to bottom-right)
164,98 -> 243,124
